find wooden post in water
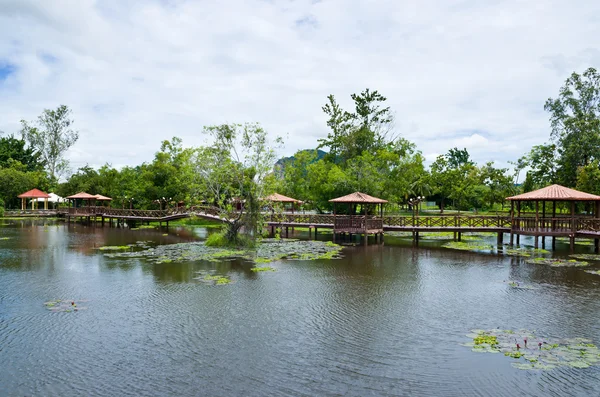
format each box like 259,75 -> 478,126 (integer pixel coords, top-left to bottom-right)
542,201 -> 546,248
516,201 -> 521,245
570,201 -> 575,253
534,200 -> 539,248
552,201 -> 556,250
509,201 -> 514,246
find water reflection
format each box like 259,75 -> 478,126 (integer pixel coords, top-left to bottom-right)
2,220 -> 600,396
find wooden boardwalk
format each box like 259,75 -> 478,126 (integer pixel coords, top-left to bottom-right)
61,206 -> 600,251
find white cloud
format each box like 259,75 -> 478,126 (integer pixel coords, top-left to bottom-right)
0,0 -> 599,171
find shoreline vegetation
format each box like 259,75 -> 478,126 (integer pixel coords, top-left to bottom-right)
2,69 -> 600,247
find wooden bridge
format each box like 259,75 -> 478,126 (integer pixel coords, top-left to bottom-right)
63,206 -> 600,250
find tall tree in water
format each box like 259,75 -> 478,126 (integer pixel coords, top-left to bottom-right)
20,105 -> 79,182
545,67 -> 600,186
198,123 -> 282,245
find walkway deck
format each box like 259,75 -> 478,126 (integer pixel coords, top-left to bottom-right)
60,207 -> 600,250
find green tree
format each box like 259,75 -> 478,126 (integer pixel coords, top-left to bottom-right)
545,67 -> 600,186
20,105 -> 79,182
517,144 -> 558,190
0,135 -> 43,171
200,123 -> 281,245
318,89 -> 394,164
576,160 -> 600,195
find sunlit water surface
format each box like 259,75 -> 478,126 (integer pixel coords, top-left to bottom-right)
1,219 -> 600,396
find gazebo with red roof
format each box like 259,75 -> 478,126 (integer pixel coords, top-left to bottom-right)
17,189 -> 51,210
329,192 -> 388,244
506,184 -> 600,250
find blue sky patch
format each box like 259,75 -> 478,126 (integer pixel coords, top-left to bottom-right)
0,62 -> 16,81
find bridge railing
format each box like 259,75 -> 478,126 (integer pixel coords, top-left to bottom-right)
382,215 -> 511,228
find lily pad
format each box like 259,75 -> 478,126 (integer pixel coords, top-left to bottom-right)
44,299 -> 88,312
442,241 -> 495,252
104,239 -> 343,265
464,329 -> 600,371
503,280 -> 537,289
193,272 -> 232,285
97,245 -> 131,251
526,258 -> 589,267
571,254 -> 600,261
251,266 -> 276,272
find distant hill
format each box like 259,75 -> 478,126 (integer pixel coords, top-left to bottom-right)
275,149 -> 327,170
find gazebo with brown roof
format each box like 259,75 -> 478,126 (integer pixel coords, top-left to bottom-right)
506,184 -> 600,250
264,193 -> 303,213
94,194 -> 112,207
329,192 -> 388,244
66,192 -> 98,210
17,188 -> 51,210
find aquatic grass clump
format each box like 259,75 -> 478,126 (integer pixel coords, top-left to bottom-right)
194,272 -> 232,285
503,280 -> 537,289
104,239 -> 343,265
463,329 -> 600,371
442,241 -> 495,252
584,269 -> 600,276
251,266 -> 276,272
571,254 -> 600,261
526,258 -> 589,267
44,299 -> 88,312
97,245 -> 131,251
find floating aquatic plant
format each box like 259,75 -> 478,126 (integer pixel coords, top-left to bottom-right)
526,258 -> 589,267
193,272 -> 232,285
503,280 -> 537,290
103,239 -> 343,265
584,270 -> 600,276
442,241 -> 495,252
463,329 -> 600,371
570,254 -> 600,261
251,266 -> 276,272
44,299 -> 88,312
97,245 -> 131,251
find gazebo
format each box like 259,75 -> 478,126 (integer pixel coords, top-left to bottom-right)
34,193 -> 66,209
507,184 -> 600,250
94,194 -> 112,207
66,192 -> 98,211
264,193 -> 303,213
329,192 -> 387,245
17,188 -> 51,210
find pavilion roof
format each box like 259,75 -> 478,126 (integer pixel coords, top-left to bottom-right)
94,194 -> 112,201
66,192 -> 97,200
264,193 -> 302,203
506,184 -> 600,201
18,188 -> 50,199
329,192 -> 388,204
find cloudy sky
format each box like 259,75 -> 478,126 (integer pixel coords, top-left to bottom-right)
1,0 -> 599,172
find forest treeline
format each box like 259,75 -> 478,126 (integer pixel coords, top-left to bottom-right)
1,68 -> 600,215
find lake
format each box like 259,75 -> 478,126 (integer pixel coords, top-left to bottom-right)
1,219 -> 600,396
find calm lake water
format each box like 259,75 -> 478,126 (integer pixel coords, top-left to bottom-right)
1,219 -> 600,396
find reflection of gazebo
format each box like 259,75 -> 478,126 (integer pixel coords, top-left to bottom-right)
18,188 -> 51,210
507,184 -> 600,250
264,193 -> 303,213
329,192 -> 387,244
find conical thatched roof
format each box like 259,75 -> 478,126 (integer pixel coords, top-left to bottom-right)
329,192 -> 388,204
507,184 -> 600,201
66,192 -> 97,199
264,193 -> 302,203
18,188 -> 50,199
